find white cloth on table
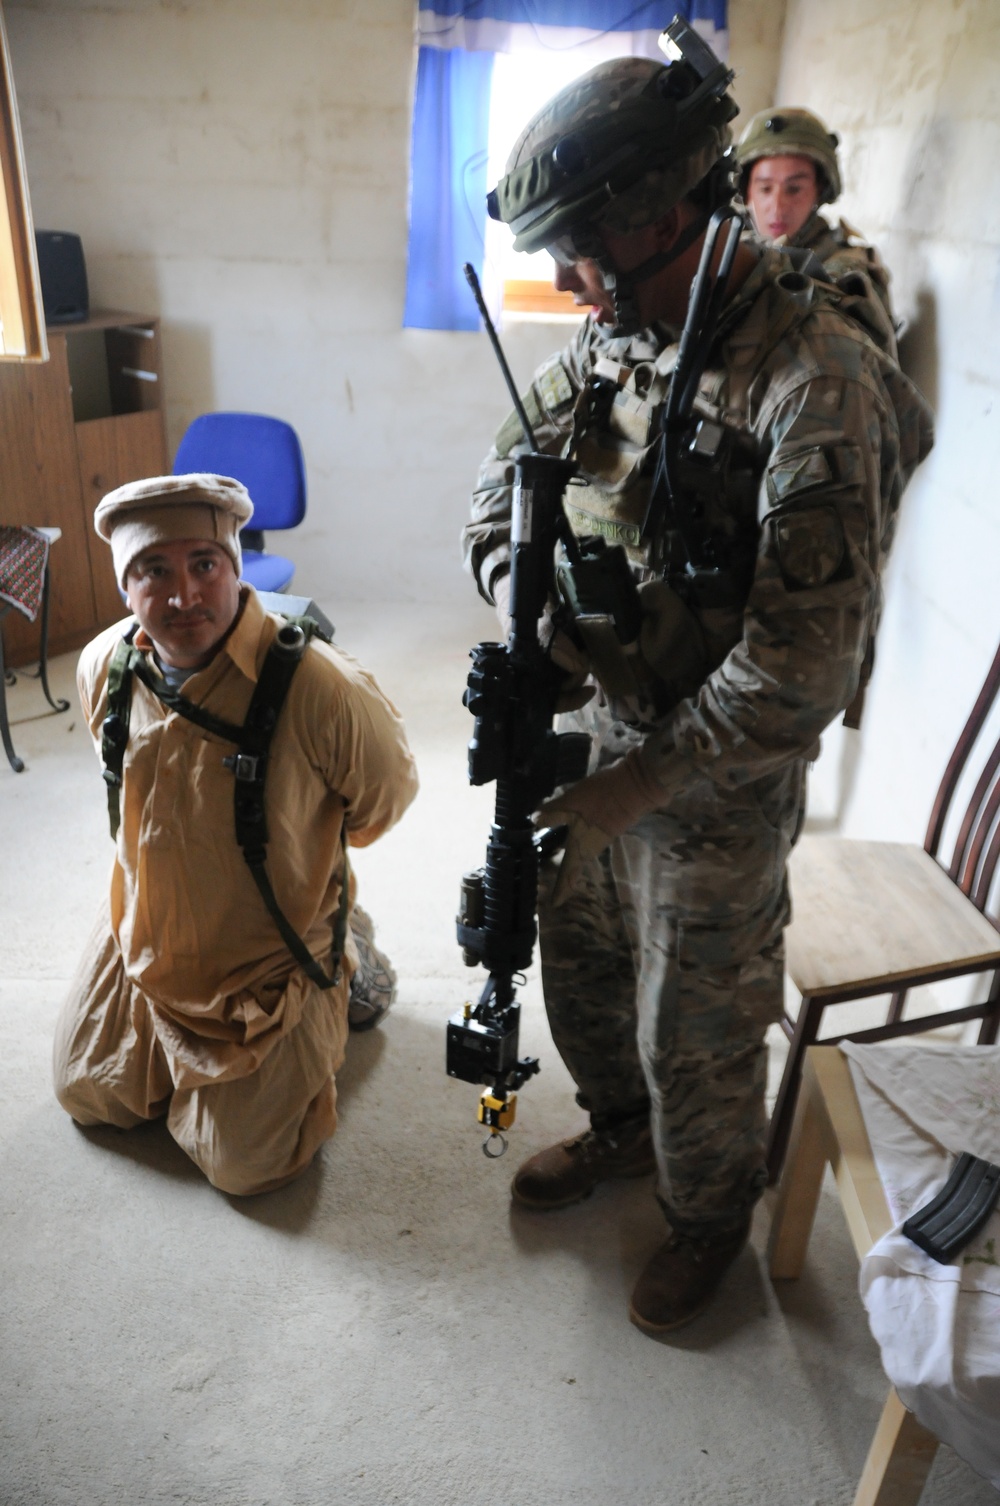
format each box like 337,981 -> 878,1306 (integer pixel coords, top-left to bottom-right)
842,1041 -> 1000,1489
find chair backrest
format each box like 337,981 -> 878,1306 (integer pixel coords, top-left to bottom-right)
173,413 -> 306,531
925,640 -> 1000,915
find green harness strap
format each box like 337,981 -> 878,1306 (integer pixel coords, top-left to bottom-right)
101,616 -> 349,991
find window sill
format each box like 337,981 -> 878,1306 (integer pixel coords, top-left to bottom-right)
502,280 -> 584,321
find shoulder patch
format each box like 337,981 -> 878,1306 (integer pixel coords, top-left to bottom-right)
767,444 -> 831,505
536,356 -> 575,416
767,442 -> 863,506
769,504 -> 849,590
495,386 -> 545,458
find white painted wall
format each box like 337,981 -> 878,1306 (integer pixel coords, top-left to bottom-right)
729,0 -> 786,120
774,0 -> 1000,846
6,0 -> 778,612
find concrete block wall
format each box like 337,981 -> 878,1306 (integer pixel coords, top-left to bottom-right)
774,0 -> 1000,845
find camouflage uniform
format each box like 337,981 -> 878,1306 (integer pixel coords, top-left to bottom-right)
745,207 -> 898,361
790,207 -> 894,316
464,247 -> 933,1236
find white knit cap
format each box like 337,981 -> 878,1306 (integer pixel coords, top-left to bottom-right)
94,473 -> 254,587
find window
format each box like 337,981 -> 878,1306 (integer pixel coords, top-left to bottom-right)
485,44 -> 638,323
404,1 -> 729,332
0,7 -> 46,361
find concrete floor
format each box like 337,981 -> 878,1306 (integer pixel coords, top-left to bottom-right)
0,597 -> 995,1506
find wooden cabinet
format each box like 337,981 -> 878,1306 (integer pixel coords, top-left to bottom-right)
0,311 -> 168,666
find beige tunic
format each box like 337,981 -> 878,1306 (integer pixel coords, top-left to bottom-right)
54,588 -> 418,1194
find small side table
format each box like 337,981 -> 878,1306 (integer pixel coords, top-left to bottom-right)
768,1047 -> 940,1506
0,525 -> 70,773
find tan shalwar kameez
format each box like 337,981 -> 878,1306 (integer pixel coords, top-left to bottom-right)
54,588 -> 418,1194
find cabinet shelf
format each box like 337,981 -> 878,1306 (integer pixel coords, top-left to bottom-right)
0,310 -> 167,666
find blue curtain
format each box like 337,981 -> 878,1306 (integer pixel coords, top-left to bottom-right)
417,0 -> 703,36
404,47 -> 494,331
403,0 -> 728,331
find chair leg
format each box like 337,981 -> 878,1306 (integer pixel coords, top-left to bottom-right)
768,1063 -> 828,1280
977,971 -> 1000,1045
766,992 -> 823,1184
886,986 -> 908,1026
852,1389 -> 938,1506
0,616 -> 25,773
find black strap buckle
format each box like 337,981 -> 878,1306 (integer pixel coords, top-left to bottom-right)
223,752 -> 261,781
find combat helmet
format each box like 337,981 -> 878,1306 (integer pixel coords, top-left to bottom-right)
735,107 -> 842,203
487,16 -> 739,333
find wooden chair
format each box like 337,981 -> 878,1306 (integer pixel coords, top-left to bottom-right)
766,642 -> 1000,1181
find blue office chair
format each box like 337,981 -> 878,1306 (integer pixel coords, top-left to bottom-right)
172,412 -> 307,592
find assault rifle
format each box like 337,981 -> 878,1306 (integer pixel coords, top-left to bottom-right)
450,204 -> 749,1154
448,264 -> 591,1156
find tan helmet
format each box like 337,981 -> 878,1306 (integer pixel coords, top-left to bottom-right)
735,107 -> 841,203
486,18 -> 739,331
491,55 -> 737,256
488,16 -> 739,252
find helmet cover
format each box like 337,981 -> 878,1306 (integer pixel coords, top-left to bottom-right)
735,107 -> 841,202
491,53 -> 738,255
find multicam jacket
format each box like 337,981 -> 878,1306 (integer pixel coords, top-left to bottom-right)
463,246 -> 933,801
787,208 -> 898,356
792,209 -> 893,305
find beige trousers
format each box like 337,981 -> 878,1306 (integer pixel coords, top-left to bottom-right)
53,907 -> 349,1196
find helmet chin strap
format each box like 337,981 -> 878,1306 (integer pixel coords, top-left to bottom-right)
579,209 -> 714,335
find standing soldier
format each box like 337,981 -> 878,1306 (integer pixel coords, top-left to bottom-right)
736,106 -> 898,354
463,29 -> 932,1334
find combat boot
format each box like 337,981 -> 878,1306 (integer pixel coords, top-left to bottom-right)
628,1219 -> 751,1335
511,1122 -> 655,1210
347,905 -> 397,1032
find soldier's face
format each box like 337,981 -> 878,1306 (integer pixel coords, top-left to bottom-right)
549,219 -> 671,326
551,247 -> 616,322
745,155 -> 819,242
125,538 -> 241,669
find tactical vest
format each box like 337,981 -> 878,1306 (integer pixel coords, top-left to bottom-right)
566,348 -> 761,597
100,614 -> 349,991
561,263 -> 836,628
791,211 -> 898,357
550,257 -> 932,726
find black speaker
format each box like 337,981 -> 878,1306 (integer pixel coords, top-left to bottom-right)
35,230 -> 89,324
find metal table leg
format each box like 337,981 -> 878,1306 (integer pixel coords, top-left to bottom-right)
0,606 -> 25,773
25,562 -> 70,713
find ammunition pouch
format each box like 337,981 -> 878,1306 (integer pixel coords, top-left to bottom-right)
635,578 -> 708,706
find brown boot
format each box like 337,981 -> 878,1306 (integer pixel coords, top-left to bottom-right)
628,1220 -> 750,1335
511,1123 -> 655,1210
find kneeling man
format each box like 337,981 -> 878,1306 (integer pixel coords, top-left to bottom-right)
54,474 -> 418,1195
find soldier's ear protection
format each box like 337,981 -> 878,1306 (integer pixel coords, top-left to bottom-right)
487,14 -> 737,256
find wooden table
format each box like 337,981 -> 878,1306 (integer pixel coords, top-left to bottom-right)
768,1046 -> 940,1506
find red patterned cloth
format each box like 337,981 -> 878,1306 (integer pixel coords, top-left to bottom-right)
0,526 -> 50,623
